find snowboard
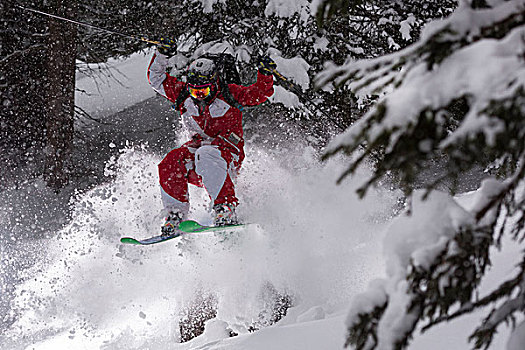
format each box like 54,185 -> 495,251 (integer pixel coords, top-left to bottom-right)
120,220 -> 250,245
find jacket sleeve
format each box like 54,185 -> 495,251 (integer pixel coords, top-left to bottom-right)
228,72 -> 274,107
147,50 -> 186,103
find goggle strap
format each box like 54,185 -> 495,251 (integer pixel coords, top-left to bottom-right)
188,84 -> 212,89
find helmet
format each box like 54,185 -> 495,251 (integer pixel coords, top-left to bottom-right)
187,58 -> 218,86
186,58 -> 218,100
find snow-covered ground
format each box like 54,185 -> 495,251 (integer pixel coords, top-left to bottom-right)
76,49 -> 156,121
0,144 -> 394,350
0,49 -> 520,350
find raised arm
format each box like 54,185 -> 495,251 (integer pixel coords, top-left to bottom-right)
228,71 -> 274,107
228,56 -> 276,106
147,49 -> 185,103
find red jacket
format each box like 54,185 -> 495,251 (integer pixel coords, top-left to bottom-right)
147,52 -> 274,164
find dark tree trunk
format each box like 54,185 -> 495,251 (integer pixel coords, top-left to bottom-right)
44,0 -> 77,190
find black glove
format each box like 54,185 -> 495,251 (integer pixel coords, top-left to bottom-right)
157,37 -> 177,57
258,56 -> 276,75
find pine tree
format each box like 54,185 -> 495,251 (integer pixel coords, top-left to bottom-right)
44,0 -> 77,190
316,0 -> 525,348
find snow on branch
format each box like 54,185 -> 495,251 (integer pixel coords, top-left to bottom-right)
318,1 -> 525,197
344,190 -> 469,348
318,2 -> 525,348
345,171 -> 524,349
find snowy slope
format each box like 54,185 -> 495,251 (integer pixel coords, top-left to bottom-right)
0,146 -> 396,350
76,49 -> 156,121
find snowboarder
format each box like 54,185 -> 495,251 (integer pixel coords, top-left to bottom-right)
147,40 -> 276,235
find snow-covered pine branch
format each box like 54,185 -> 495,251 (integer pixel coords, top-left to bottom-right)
318,0 -> 524,195
316,0 -> 525,348
343,173 -> 524,350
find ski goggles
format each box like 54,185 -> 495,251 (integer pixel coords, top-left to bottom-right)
187,84 -> 212,99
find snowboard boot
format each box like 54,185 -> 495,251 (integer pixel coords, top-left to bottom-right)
213,203 -> 239,227
161,211 -> 184,236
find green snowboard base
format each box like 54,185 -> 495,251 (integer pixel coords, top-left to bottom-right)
120,220 -> 251,245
